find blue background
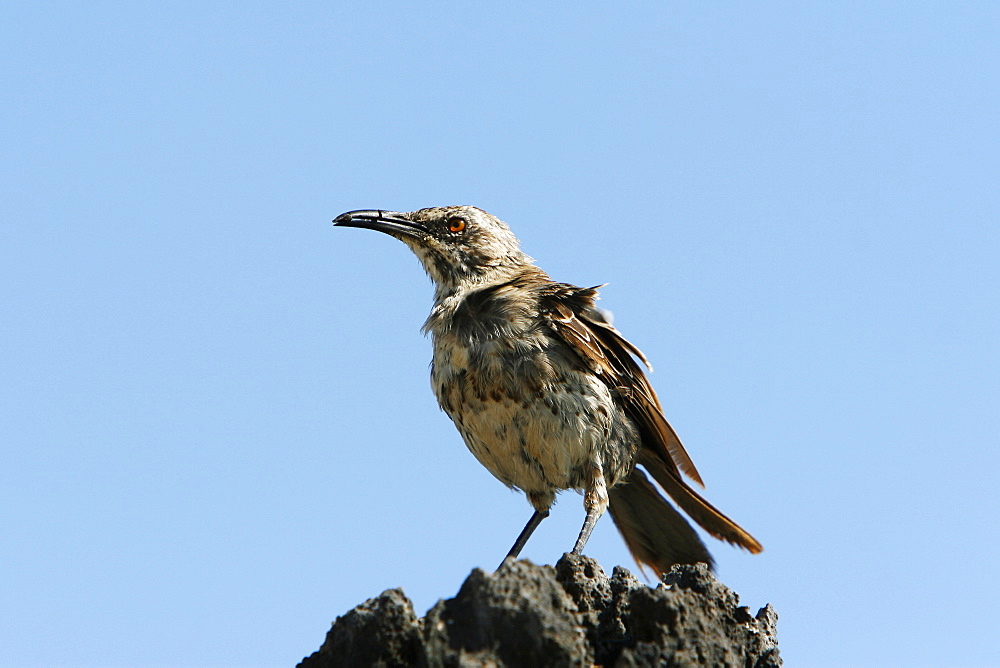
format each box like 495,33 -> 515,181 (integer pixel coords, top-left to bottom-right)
3,2 -> 998,666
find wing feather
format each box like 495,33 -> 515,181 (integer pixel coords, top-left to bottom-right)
541,285 -> 704,487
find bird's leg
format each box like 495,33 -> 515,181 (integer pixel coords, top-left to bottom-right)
571,465 -> 609,556
498,491 -> 553,570
499,509 -> 549,568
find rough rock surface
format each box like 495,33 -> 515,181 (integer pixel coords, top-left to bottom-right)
298,554 -> 781,667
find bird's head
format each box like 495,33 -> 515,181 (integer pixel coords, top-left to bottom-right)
334,206 -> 532,294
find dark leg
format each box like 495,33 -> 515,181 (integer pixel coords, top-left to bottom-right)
571,469 -> 609,555
571,504 -> 604,555
498,509 -> 550,570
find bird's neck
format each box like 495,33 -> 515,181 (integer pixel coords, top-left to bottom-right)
423,264 -> 548,336
429,262 -> 535,305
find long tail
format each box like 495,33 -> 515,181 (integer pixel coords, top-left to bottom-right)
639,453 -> 764,554
608,468 -> 716,573
608,466 -> 763,575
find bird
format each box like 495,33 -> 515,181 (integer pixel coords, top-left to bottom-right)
333,205 -> 762,575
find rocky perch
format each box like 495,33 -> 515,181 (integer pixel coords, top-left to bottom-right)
298,554 -> 780,667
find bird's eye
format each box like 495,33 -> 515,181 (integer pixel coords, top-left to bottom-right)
447,217 -> 466,233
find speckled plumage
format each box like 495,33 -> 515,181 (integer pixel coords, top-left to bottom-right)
425,267 -> 638,510
334,205 -> 762,574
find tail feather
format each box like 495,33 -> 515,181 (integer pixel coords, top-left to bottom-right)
638,452 -> 764,554
608,469 -> 715,574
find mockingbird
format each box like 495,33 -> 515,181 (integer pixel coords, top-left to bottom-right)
334,206 -> 762,574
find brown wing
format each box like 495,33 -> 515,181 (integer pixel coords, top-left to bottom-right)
542,284 -> 763,554
541,285 -> 704,486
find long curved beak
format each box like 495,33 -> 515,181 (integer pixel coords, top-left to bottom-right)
333,210 -> 427,240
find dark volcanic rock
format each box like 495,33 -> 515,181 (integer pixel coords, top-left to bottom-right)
298,554 -> 780,667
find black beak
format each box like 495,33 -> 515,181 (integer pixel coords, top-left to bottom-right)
333,209 -> 427,240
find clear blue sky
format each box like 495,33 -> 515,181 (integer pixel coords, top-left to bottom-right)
2,2 -> 998,666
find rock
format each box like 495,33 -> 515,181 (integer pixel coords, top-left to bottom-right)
298,554 -> 781,667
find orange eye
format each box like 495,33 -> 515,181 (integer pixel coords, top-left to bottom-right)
448,217 -> 466,233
